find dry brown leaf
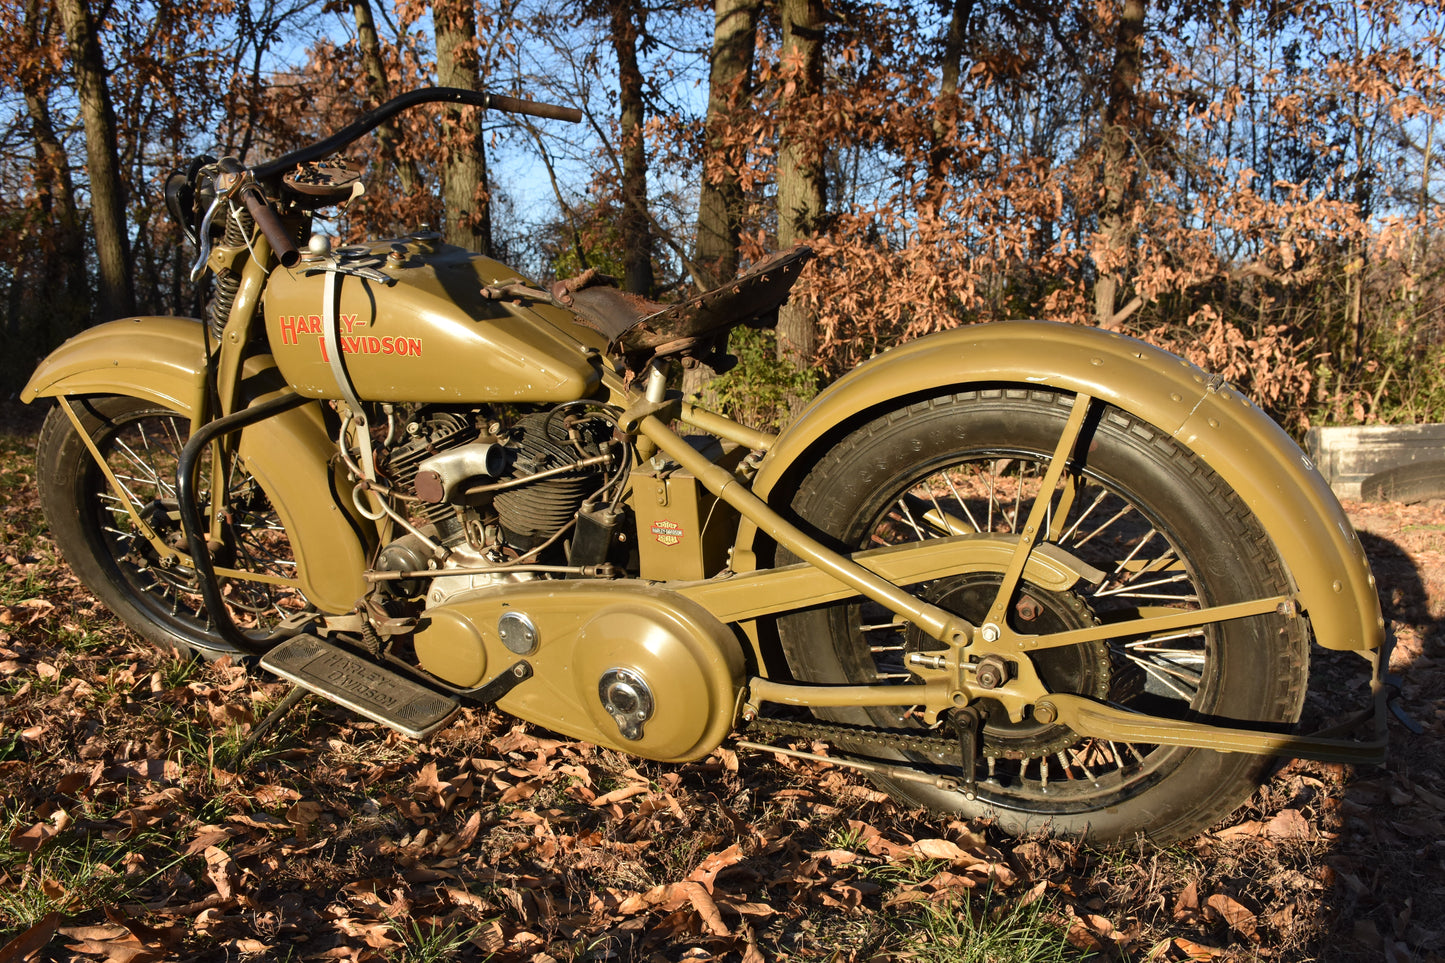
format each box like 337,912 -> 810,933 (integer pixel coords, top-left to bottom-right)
1173,937 -> 1227,960
918,870 -> 975,893
1173,880 -> 1201,921
1264,809 -> 1311,840
285,800 -> 324,838
204,845 -> 237,900
184,826 -> 233,856
225,811 -> 290,831
206,701 -> 253,728
911,837 -> 966,861
2,912 -> 63,963
1066,919 -> 1107,951
8,820 -> 58,854
1212,820 -> 1266,839
590,783 -> 650,807
687,843 -> 744,891
812,848 -> 859,866
682,881 -> 730,936
1206,893 -> 1259,941
1352,918 -> 1381,949
61,935 -> 160,963
719,899 -> 778,918
1413,784 -> 1445,812
498,779 -> 540,804
1017,880 -> 1049,908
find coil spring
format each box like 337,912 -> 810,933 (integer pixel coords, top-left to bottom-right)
205,206 -> 255,340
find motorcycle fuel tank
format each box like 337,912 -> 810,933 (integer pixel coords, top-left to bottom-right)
263,233 -> 604,404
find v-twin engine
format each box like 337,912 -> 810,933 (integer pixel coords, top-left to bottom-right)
373,404 -> 621,603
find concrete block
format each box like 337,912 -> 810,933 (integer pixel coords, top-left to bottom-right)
1305,423 -> 1445,499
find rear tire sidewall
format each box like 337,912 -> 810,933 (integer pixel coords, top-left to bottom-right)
776,390 -> 1307,843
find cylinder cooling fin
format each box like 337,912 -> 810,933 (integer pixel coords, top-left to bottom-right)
493,410 -> 609,544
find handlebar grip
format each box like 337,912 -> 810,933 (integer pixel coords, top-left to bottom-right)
486,93 -> 583,124
241,188 -> 300,268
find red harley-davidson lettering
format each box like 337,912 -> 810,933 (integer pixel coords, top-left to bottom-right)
278,313 -> 343,343
316,334 -> 425,361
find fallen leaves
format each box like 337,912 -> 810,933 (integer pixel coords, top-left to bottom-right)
3,422 -> 1445,962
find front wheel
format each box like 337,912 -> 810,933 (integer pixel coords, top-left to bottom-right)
776,388 -> 1309,843
37,395 -> 307,659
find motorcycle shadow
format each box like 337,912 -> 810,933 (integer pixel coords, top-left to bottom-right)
1304,527 -> 1444,961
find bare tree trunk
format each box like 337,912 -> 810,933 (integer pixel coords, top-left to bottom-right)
685,0 -> 761,401
433,0 -> 492,255
774,0 -> 824,368
695,0 -> 761,288
1093,0 -> 1145,329
612,0 -> 654,295
924,0 -> 971,213
54,0 -> 134,319
354,0 -> 419,197
21,0 -> 86,328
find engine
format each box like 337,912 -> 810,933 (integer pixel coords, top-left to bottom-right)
372,403 -> 626,600
361,404 -> 743,764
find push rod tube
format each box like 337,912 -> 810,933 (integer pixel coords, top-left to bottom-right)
176,390 -> 311,656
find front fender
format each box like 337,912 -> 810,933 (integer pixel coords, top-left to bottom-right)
23,316 -> 372,614
741,320 -> 1382,652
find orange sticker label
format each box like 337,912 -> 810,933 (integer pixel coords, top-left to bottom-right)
650,520 -> 683,546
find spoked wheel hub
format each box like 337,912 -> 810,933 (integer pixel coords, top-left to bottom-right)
906,573 -> 1109,760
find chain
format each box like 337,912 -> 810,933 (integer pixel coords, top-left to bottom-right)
744,715 -> 959,759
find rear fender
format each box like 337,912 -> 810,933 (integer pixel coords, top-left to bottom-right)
738,321 -> 1382,652
23,316 -> 372,614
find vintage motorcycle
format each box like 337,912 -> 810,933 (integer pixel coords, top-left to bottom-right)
24,89 -> 1391,843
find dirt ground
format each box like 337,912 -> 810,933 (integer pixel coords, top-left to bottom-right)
0,395 -> 1443,962
1313,498 -> 1445,962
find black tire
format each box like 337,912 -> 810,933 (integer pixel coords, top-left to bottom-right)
1360,460 -> 1445,504
37,395 -> 305,659
776,388 -> 1309,844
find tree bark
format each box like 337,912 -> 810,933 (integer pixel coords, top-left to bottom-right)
1093,0 -> 1146,329
695,0 -> 761,288
54,0 -> 134,319
21,0 -> 86,327
612,0 -> 654,295
774,0 -> 825,367
924,0 -> 971,213
433,0 -> 492,255
353,0 -> 419,197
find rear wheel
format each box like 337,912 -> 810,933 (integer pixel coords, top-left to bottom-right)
777,389 -> 1309,843
38,395 -> 306,659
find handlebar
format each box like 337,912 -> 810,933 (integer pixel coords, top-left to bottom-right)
192,88 -> 580,271
253,87 -> 581,181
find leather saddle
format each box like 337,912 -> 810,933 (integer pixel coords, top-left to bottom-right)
551,245 -> 814,372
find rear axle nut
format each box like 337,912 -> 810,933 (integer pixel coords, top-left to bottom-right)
973,654 -> 1013,690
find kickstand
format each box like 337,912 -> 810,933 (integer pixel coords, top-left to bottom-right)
241,684 -> 308,755
948,705 -> 982,801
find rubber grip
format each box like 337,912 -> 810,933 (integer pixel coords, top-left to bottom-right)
486,93 -> 583,124
242,189 -> 300,268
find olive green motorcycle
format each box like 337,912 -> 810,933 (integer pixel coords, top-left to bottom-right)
24,89 -> 1391,843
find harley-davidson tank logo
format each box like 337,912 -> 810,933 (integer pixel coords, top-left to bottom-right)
277,314 -> 425,359
316,334 -> 424,361
650,520 -> 683,546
